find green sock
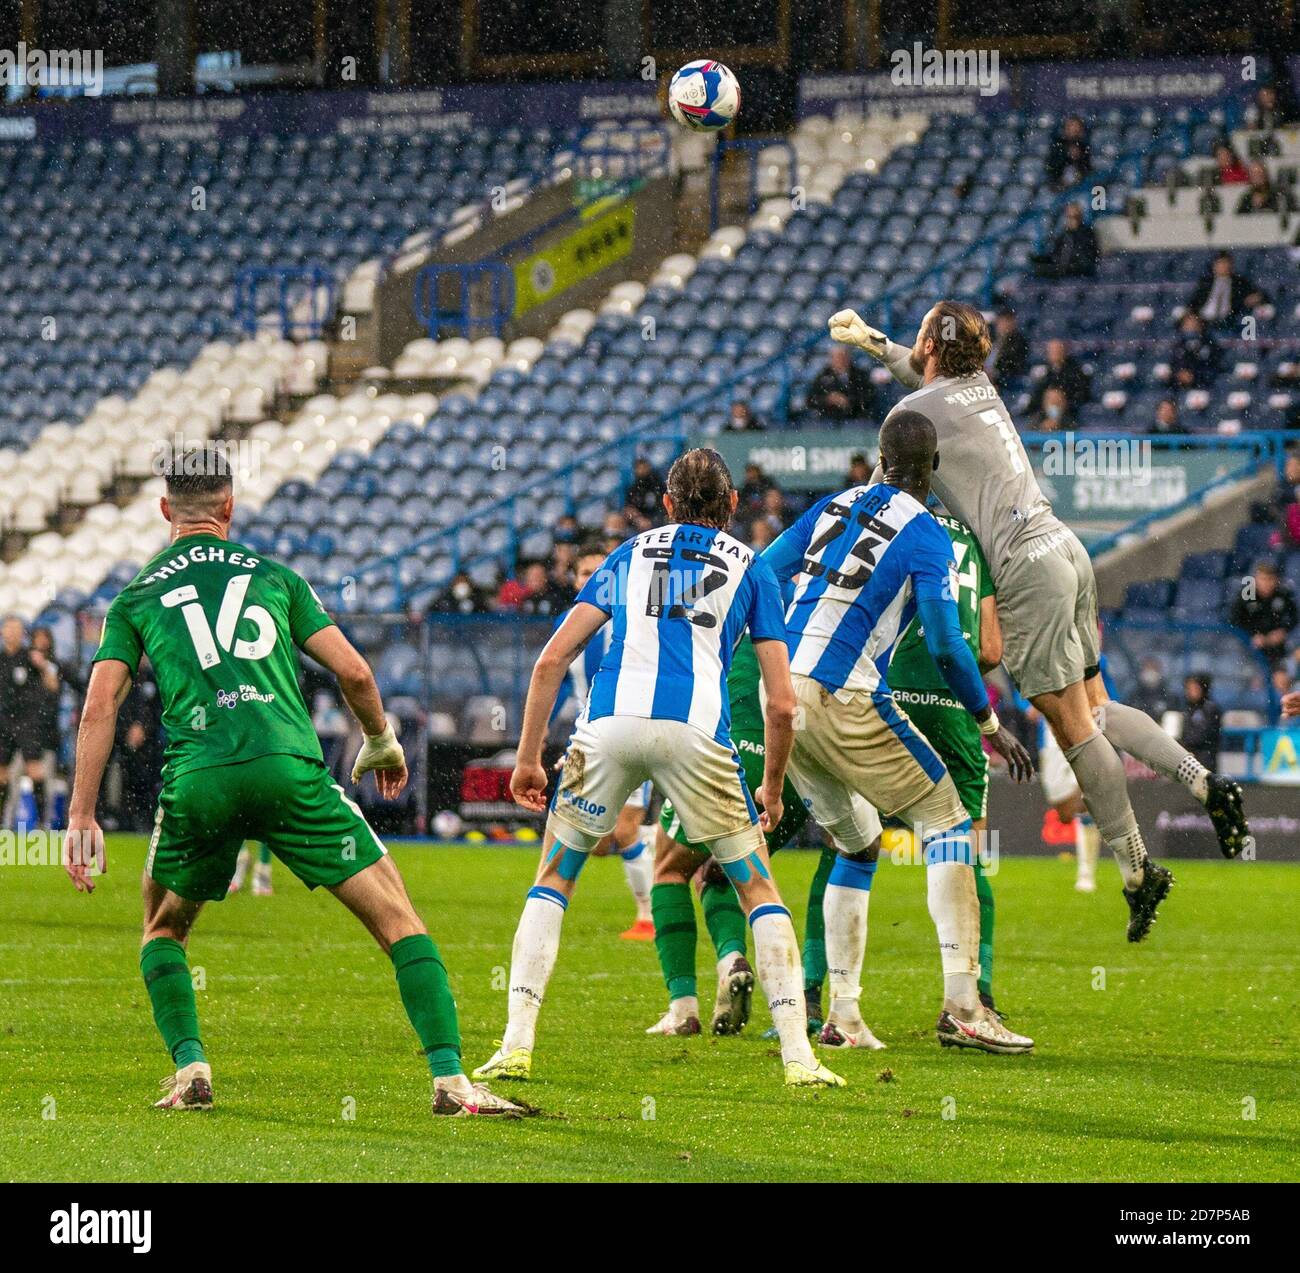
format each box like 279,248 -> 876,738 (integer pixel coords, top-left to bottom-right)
140,937 -> 206,1068
256,842 -> 271,865
701,877 -> 746,961
391,934 -> 462,1078
802,846 -> 836,987
975,859 -> 995,1000
651,882 -> 698,1000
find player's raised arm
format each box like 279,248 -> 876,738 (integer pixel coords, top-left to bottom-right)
511,600 -> 610,812
301,625 -> 407,799
828,309 -> 923,390
65,658 -> 133,892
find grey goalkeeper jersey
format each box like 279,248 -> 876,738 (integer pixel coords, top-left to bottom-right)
876,342 -> 1060,585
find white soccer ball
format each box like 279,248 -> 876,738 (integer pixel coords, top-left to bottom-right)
667,60 -> 741,132
432,809 -> 463,841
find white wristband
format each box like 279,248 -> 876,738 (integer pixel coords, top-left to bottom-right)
977,710 -> 1000,737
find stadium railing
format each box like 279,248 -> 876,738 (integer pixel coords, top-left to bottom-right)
234,264 -> 337,338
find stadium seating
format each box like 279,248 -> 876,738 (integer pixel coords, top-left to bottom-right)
1001,246 -> 1300,432
0,122 -> 573,453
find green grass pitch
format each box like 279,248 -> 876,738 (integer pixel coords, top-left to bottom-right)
1,836 -> 1296,1182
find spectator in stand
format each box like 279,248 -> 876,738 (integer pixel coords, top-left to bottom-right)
757,486 -> 791,534
726,400 -> 765,431
1231,561 -> 1299,670
737,462 -> 775,517
1246,82 -> 1296,132
1179,674 -> 1222,771
1152,396 -> 1182,434
1032,202 -> 1098,279
845,451 -> 873,486
623,455 -> 665,524
748,517 -> 777,550
521,551 -> 577,618
495,560 -> 551,613
1236,161 -> 1293,215
988,308 -> 1030,386
1213,141 -> 1250,185
1046,115 -> 1092,189
1131,657 -> 1172,720
1030,386 -> 1076,431
807,345 -> 876,422
1029,338 -> 1092,415
1170,312 -> 1222,389
1270,450 -> 1300,547
435,572 -> 491,614
550,539 -> 577,583
1189,251 -> 1268,326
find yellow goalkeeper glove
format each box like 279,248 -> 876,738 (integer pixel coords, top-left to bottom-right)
828,308 -> 889,359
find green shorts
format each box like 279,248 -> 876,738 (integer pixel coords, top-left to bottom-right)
891,691 -> 989,822
659,732 -> 808,853
146,753 -> 387,902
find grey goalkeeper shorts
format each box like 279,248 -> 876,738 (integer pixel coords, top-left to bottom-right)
996,526 -> 1100,699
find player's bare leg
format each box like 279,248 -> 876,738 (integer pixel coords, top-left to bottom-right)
140,878 -> 212,1110
332,855 -> 521,1116
1084,673 -> 1250,859
1033,679 -> 1173,942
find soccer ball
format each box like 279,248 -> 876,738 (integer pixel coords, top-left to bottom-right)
432,809 -> 464,841
667,60 -> 741,132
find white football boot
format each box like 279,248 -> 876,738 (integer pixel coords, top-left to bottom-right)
433,1074 -> 525,1117
153,1061 -> 213,1110
936,1006 -> 1034,1054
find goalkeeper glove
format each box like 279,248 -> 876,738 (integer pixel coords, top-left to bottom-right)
351,720 -> 404,784
828,308 -> 889,359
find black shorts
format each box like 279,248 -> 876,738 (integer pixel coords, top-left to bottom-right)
0,724 -> 45,767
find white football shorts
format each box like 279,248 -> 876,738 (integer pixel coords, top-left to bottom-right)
549,714 -> 762,862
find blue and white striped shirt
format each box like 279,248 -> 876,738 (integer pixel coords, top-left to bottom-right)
763,483 -> 977,703
576,522 -> 787,745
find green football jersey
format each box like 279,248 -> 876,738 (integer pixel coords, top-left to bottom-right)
727,633 -> 764,737
93,534 -> 335,779
888,513 -> 994,695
